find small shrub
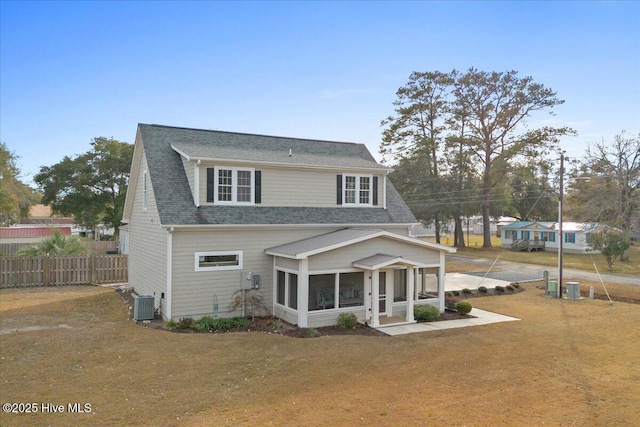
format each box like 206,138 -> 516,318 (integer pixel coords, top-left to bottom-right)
445,296 -> 460,310
414,305 -> 440,322
495,285 -> 505,293
506,284 -> 515,291
272,318 -> 284,331
512,283 -> 520,289
478,286 -> 488,293
445,292 -> 453,297
212,318 -> 234,331
305,328 -> 320,338
177,317 -> 194,329
452,290 -> 460,296
165,318 -> 177,329
337,313 -> 358,329
228,289 -> 266,320
455,301 -> 473,315
194,316 -> 215,331
462,288 -> 472,294
232,317 -> 251,330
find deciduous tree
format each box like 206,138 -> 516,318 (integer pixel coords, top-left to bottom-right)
0,143 -> 38,226
567,131 -> 639,261
589,228 -> 631,271
34,137 -> 133,238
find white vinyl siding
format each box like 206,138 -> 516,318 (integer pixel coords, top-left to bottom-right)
170,227 -> 338,319
198,164 -> 384,208
142,171 -> 148,211
309,237 -> 439,272
128,150 -> 167,315
181,155 -> 195,200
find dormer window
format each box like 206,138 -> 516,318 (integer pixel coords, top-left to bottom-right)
343,174 -> 373,206
207,167 -> 256,204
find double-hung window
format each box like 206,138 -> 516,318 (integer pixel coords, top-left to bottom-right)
209,167 -> 255,204
343,174 -> 372,206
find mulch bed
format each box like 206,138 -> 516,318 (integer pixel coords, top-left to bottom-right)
117,285 -> 524,338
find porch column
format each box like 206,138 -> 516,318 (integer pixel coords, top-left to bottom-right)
438,252 -> 445,312
370,268 -> 380,327
297,259 -> 309,328
406,267 -> 415,322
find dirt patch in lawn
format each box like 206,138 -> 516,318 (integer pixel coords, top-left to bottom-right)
1,281 -> 639,427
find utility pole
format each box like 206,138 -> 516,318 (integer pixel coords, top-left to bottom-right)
557,152 -> 565,298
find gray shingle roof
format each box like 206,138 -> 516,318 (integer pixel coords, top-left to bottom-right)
139,124 -> 417,226
161,125 -> 389,170
265,229 -> 382,257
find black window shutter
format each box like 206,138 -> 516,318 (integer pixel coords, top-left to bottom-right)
373,176 -> 379,205
336,174 -> 342,205
206,168 -> 215,202
255,170 -> 262,204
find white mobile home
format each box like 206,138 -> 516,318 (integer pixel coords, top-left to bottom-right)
501,221 -> 599,254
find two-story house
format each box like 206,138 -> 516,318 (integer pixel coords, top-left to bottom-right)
122,124 -> 455,328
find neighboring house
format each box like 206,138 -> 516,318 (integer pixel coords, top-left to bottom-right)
500,221 -> 600,254
16,204 -> 116,238
18,204 -> 75,229
122,124 -> 456,328
0,226 -> 72,244
494,216 -> 519,237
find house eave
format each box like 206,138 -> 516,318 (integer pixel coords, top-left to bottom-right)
170,144 -> 392,173
161,222 -> 420,231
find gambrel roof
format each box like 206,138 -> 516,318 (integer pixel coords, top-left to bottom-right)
126,124 -> 417,227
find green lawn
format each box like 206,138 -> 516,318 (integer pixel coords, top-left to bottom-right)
426,234 -> 640,276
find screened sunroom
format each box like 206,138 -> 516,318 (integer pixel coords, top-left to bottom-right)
266,229 -> 455,328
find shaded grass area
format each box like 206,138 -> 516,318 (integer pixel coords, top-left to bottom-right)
428,234 -> 640,275
1,284 -> 639,426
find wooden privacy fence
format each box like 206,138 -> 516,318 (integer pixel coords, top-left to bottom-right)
0,255 -> 128,288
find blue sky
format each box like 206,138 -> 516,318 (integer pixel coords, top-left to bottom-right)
1,1 -> 638,185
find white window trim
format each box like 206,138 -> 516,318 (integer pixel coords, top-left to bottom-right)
214,166 -> 255,205
195,251 -> 243,272
142,170 -> 148,211
342,174 -> 373,206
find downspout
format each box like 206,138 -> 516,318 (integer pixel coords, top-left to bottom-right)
166,227 -> 173,319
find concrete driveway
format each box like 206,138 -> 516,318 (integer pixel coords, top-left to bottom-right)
448,255 -> 640,286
